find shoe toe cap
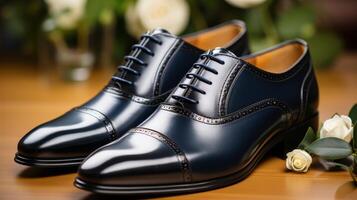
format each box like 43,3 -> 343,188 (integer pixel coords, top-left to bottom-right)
78,132 -> 185,186
17,110 -> 111,159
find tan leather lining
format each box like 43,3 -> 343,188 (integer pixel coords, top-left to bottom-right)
245,43 -> 305,73
183,25 -> 241,51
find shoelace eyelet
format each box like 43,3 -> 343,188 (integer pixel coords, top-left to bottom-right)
112,34 -> 162,86
171,53 -> 225,104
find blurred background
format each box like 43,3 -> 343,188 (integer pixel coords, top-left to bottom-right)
0,2 -> 357,199
1,0 -> 357,81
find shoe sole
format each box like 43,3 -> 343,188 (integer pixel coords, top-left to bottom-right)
74,113 -> 318,195
14,153 -> 85,167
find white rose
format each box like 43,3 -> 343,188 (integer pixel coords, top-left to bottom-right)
125,3 -> 147,39
225,0 -> 266,9
126,0 -> 189,37
286,149 -> 312,173
320,115 -> 354,143
45,0 -> 86,29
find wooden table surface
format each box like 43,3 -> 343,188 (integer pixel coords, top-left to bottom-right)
1,53 -> 357,200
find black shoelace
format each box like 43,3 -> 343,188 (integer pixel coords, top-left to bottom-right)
171,53 -> 225,104
112,34 -> 162,85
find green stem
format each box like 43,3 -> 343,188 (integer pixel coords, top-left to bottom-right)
189,0 -> 207,30
78,22 -> 89,52
258,1 -> 279,43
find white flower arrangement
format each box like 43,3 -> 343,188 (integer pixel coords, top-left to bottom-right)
45,0 -> 87,30
285,104 -> 357,184
320,115 -> 353,143
125,0 -> 190,38
225,0 -> 266,9
125,3 -> 146,39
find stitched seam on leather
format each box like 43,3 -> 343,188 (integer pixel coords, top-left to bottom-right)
154,39 -> 182,96
218,62 -> 244,116
298,65 -> 313,121
105,88 -> 170,105
161,98 -> 290,125
243,57 -> 308,82
130,127 -> 192,183
209,53 -> 308,82
236,107 -> 293,171
299,75 -> 313,121
74,107 -> 118,140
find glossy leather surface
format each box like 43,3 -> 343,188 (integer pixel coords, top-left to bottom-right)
77,39 -> 319,186
16,20 -> 250,163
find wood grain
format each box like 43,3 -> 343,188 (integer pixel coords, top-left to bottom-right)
0,53 -> 357,200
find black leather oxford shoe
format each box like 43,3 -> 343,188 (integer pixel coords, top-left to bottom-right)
15,20 -> 250,167
75,39 -> 319,195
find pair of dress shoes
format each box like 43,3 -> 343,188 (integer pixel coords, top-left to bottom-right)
15,20 -> 319,195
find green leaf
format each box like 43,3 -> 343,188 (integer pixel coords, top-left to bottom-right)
349,104 -> 357,124
323,160 -> 357,183
114,0 -> 131,14
306,32 -> 343,68
306,137 -> 353,160
298,127 -> 316,149
350,104 -> 357,151
245,8 -> 265,36
84,0 -> 127,27
249,37 -> 276,52
276,6 -> 316,39
317,123 -> 323,138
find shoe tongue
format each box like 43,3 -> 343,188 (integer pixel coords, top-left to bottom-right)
148,28 -> 173,36
207,47 -> 236,57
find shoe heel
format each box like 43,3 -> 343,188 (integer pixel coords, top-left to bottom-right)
272,114 -> 319,159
